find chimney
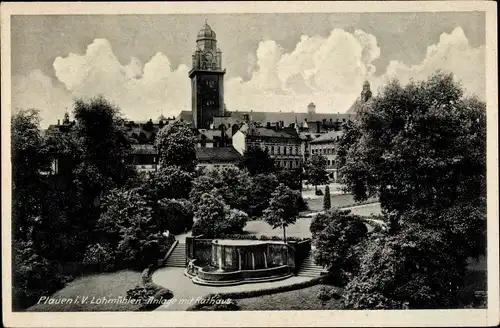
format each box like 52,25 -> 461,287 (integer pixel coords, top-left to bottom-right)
316,121 -> 321,134
57,119 -> 60,125
266,122 -> 271,129
275,122 -> 280,130
280,121 -> 284,128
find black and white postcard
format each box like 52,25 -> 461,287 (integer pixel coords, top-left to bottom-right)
1,1 -> 498,327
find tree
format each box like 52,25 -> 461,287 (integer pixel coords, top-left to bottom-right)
323,185 -> 331,210
238,146 -> 277,175
191,189 -> 246,238
143,166 -> 194,201
247,173 -> 279,217
304,154 -> 328,193
11,109 -> 50,241
276,168 -> 302,191
340,72 -> 486,217
155,121 -> 197,172
190,167 -> 253,214
336,119 -> 361,173
73,96 -> 132,198
338,72 -> 487,308
263,183 -> 301,243
311,210 -> 368,280
157,198 -> 194,235
343,222 -> 468,309
96,188 -> 175,269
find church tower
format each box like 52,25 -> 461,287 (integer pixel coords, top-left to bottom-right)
360,80 -> 372,103
189,21 -> 226,129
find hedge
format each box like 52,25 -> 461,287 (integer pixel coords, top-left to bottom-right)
186,275 -> 328,311
218,234 -> 309,242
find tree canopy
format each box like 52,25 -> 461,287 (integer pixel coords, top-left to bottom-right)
263,183 -> 301,242
304,154 -> 328,192
339,72 -> 486,216
238,145 -> 277,176
155,121 -> 197,171
333,72 -> 487,309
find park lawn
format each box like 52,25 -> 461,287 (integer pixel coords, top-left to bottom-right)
305,193 -> 379,213
27,270 -> 143,312
236,284 -> 343,310
244,217 -> 313,238
243,202 -> 382,238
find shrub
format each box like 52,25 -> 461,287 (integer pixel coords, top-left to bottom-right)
315,189 -> 324,196
323,186 -> 331,210
126,283 -> 173,310
83,243 -> 116,272
317,286 -> 332,302
193,190 -> 248,238
220,208 -> 248,234
157,198 -> 194,234
12,242 -> 66,310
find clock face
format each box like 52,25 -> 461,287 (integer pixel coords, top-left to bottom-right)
204,52 -> 213,61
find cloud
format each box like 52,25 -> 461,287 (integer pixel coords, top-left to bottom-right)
11,69 -> 73,126
378,27 -> 485,99
225,28 -> 382,112
51,39 -> 190,122
12,27 -> 485,128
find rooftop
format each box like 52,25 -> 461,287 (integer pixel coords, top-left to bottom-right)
309,130 -> 344,144
196,147 -> 242,163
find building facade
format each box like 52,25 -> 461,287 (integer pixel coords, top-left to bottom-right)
233,122 -> 303,170
309,130 -> 344,181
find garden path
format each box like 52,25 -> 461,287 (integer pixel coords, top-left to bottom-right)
151,267 -> 313,311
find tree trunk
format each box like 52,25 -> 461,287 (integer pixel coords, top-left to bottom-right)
283,224 -> 287,244
315,184 -> 317,193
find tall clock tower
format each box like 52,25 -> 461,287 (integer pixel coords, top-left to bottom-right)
189,21 -> 226,129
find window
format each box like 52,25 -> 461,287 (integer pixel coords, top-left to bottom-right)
270,147 -> 274,155
277,146 -> 281,155
284,147 -> 287,155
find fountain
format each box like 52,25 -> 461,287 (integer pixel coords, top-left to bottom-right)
186,239 -> 295,286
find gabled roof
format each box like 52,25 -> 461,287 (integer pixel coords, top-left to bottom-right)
309,130 -> 344,144
246,126 -> 298,139
196,147 -> 242,163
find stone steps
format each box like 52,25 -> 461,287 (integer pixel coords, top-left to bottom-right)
297,253 -> 326,278
165,242 -> 186,268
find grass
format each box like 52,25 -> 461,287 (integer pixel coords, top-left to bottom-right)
305,193 -> 379,213
237,284 -> 343,310
243,200 -> 382,238
244,217 -> 313,238
27,270 -> 143,312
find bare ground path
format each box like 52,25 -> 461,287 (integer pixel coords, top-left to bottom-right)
151,267 -> 313,311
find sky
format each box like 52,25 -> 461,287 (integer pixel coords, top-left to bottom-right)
10,12 -> 486,127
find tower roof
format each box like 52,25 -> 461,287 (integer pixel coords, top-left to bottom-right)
197,21 -> 216,40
